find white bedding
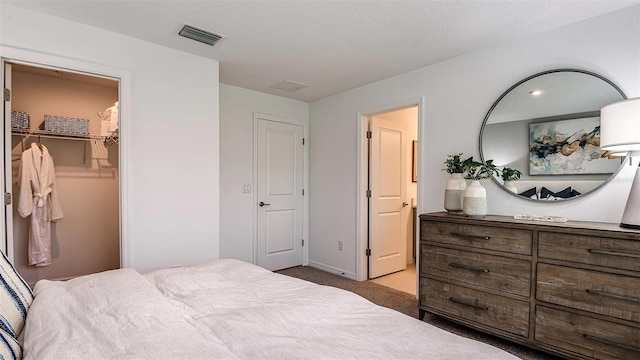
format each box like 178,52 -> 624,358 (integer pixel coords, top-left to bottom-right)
23,259 -> 519,359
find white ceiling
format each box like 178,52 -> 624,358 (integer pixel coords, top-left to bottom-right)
7,0 -> 639,102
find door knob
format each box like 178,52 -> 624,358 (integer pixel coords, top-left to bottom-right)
402,202 -> 409,207
259,201 -> 271,207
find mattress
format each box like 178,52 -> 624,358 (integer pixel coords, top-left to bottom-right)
23,259 -> 518,359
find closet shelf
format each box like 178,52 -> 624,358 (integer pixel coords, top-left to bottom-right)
12,130 -> 108,142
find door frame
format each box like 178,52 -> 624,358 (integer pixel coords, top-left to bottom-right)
253,112 -> 309,267
356,96 -> 425,283
0,45 -> 132,267
2,62 -> 13,261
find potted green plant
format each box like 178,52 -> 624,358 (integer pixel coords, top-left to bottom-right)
443,153 -> 468,174
500,167 -> 523,193
462,159 -> 497,217
442,154 -> 472,214
464,159 -> 498,181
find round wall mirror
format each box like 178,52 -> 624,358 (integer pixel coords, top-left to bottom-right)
479,69 -> 627,201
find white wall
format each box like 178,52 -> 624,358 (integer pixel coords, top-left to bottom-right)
219,84 -> 309,262
1,4 -> 221,273
309,7 -> 640,276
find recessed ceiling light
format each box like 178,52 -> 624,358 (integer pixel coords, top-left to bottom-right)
270,80 -> 308,92
529,90 -> 543,96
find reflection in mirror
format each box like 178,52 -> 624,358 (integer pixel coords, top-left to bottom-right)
480,69 -> 627,202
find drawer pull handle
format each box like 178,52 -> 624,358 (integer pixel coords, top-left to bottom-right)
450,232 -> 491,241
585,289 -> 640,303
449,263 -> 490,273
588,248 -> 640,259
448,297 -> 489,310
583,334 -> 640,352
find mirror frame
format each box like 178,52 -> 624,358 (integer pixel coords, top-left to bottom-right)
479,68 -> 628,202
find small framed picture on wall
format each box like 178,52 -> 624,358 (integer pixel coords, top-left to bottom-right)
412,140 -> 418,182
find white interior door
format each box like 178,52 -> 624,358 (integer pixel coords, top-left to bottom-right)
369,116 -> 407,278
256,118 -> 304,271
2,62 -> 14,261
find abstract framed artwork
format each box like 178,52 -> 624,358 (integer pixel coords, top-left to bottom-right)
529,117 -> 620,175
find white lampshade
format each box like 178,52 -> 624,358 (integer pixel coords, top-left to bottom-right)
600,97 -> 640,155
600,97 -> 640,229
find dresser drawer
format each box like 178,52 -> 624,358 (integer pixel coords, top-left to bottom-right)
537,263 -> 640,322
421,244 -> 531,296
536,306 -> 640,360
421,278 -> 529,337
538,232 -> 640,272
421,221 -> 532,255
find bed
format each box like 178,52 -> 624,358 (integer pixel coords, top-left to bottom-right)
1,257 -> 520,359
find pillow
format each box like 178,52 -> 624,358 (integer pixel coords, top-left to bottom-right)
554,187 -> 574,199
539,187 -> 553,199
518,187 -> 537,198
540,186 -> 573,199
0,251 -> 33,338
0,327 -> 21,360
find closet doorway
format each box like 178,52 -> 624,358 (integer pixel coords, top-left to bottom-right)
3,61 -> 121,286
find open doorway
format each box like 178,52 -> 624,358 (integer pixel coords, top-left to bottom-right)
365,106 -> 418,295
3,61 -> 121,286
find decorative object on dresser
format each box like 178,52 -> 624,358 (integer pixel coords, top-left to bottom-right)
462,159 -> 497,217
443,153 -> 470,214
419,212 -> 640,360
600,97 -> 640,229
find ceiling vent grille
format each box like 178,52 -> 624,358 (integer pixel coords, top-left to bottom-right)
270,80 -> 308,92
179,24 -> 224,46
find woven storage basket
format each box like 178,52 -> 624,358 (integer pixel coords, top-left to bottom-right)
44,115 -> 90,137
10,111 -> 30,132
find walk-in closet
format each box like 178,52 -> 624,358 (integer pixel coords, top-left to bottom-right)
5,62 -> 120,286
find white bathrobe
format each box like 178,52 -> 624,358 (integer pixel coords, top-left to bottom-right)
18,143 -> 64,267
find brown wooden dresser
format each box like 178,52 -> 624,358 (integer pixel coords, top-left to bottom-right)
419,212 -> 640,360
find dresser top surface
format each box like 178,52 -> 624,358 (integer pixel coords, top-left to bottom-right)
420,212 -> 640,239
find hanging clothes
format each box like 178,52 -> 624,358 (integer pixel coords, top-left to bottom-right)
99,101 -> 119,136
17,143 -> 64,267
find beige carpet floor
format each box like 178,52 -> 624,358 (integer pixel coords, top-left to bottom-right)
276,265 -> 562,360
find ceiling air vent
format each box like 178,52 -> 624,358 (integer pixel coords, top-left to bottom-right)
270,80 -> 308,92
178,24 -> 224,46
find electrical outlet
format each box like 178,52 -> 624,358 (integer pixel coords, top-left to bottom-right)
338,241 -> 344,251
242,183 -> 251,193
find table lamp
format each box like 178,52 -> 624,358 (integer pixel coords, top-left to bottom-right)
600,97 -> 640,229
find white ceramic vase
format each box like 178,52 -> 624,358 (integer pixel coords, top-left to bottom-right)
463,180 -> 487,216
503,180 -> 518,193
444,173 -> 467,214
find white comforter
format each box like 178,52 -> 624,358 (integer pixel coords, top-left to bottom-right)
24,259 -> 518,359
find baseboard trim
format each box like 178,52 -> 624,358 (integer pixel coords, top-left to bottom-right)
307,260 -> 357,280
